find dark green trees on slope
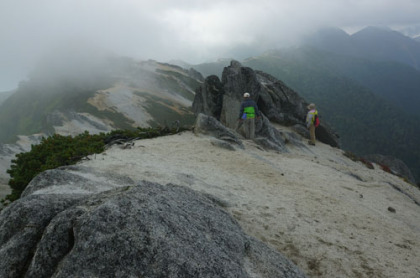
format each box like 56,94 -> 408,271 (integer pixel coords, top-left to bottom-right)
242,48 -> 420,181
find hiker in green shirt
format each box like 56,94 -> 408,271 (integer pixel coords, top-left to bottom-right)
238,92 -> 261,139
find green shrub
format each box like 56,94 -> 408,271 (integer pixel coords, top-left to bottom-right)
5,126 -> 189,202
6,131 -> 105,201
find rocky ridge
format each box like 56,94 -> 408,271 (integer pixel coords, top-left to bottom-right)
1,125 -> 419,277
1,60 -> 419,277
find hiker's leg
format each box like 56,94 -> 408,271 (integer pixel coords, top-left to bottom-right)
249,118 -> 255,139
244,119 -> 251,139
235,120 -> 242,132
309,124 -> 316,144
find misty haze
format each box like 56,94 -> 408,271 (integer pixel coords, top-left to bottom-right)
1,1 -> 420,277
2,0 -> 420,91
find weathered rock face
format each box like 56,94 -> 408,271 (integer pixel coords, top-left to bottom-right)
220,61 -> 263,129
0,166 -> 306,278
194,113 -> 314,152
194,113 -> 244,149
193,60 -> 339,148
192,75 -> 225,121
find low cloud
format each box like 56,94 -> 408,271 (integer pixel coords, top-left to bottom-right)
1,0 -> 420,90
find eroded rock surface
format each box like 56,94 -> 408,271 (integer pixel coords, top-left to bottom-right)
0,166 -> 306,278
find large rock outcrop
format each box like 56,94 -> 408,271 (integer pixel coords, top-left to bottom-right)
192,61 -> 339,148
0,166 -> 306,278
194,113 -> 314,152
192,75 -> 225,121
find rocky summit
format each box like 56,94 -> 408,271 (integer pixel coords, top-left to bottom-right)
0,166 -> 306,278
193,60 -> 339,150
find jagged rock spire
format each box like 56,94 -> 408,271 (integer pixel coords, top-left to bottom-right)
193,60 -> 339,148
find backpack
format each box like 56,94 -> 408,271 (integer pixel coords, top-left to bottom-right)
314,114 -> 320,127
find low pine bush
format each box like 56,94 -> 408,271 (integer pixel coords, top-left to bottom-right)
6,131 -> 105,201
5,126 -> 187,202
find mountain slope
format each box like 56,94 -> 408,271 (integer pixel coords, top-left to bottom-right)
351,27 -> 420,70
241,48 -> 420,181
0,55 -> 201,143
324,57 -> 420,115
306,26 -> 420,70
0,51 -> 204,197
302,27 -> 420,115
0,90 -> 14,106
7,129 -> 417,278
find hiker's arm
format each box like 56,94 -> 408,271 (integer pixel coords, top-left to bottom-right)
306,113 -> 313,128
238,103 -> 244,119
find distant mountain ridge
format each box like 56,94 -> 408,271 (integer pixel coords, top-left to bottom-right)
0,54 -> 202,143
254,47 -> 420,116
305,26 -> 420,70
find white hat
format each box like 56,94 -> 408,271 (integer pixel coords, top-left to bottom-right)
243,92 -> 250,98
307,103 -> 316,109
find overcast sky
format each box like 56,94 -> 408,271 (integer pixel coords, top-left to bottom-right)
1,0 -> 420,91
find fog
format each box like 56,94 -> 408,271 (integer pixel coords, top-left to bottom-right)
1,0 -> 420,91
